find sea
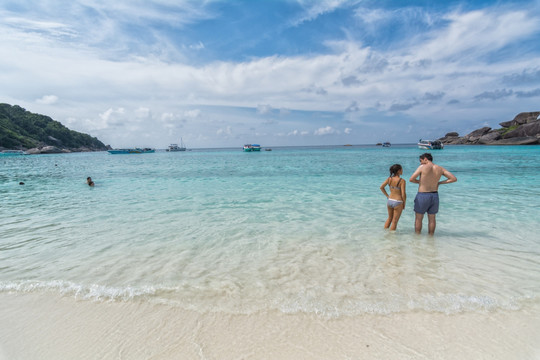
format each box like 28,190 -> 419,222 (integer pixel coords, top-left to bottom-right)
1,144 -> 540,319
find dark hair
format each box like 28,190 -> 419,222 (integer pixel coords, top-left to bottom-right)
420,153 -> 433,161
389,164 -> 402,177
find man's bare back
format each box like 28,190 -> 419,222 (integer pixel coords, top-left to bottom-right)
409,158 -> 456,192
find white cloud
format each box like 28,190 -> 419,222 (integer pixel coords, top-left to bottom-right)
314,126 -> 337,135
184,109 -> 201,118
217,126 -> 232,135
36,95 -> 58,104
293,0 -> 359,25
99,108 -> 125,122
161,112 -> 174,121
344,127 -> 352,134
189,41 -> 205,50
135,107 -> 151,119
257,104 -> 273,114
418,10 -> 540,62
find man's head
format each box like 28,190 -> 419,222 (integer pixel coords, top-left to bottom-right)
419,153 -> 433,164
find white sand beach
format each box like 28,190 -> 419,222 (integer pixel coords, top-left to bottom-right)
1,292 -> 539,360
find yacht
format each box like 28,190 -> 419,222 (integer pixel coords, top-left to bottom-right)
167,138 -> 186,152
418,139 -> 444,150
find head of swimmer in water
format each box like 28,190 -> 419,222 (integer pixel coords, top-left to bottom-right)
389,164 -> 402,177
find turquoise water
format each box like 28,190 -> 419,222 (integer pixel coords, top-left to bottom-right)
1,145 -> 540,316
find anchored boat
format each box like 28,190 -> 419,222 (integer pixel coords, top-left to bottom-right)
418,139 -> 444,150
243,144 -> 261,152
166,138 -> 186,152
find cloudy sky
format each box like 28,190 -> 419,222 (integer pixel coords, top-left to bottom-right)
1,0 -> 540,148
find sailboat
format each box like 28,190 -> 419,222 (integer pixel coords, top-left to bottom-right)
167,138 -> 186,152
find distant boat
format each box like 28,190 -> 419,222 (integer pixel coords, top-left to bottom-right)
0,150 -> 28,156
166,138 -> 186,152
418,139 -> 444,150
382,142 -> 391,147
107,148 -> 155,154
243,144 -> 261,152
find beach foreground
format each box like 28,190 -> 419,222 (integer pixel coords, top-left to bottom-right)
1,292 -> 539,360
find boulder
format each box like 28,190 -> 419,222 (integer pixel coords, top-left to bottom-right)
438,132 -> 461,144
463,127 -> 491,143
492,137 -> 539,145
503,121 -> 540,139
477,130 -> 502,144
499,111 -> 540,127
39,146 -> 63,154
26,148 -> 41,154
499,120 -> 514,128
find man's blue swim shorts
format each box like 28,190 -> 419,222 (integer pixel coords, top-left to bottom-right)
414,192 -> 439,214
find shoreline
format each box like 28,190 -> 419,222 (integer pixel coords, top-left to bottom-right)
1,292 -> 539,359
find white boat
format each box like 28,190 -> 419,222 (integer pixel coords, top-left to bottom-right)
0,150 -> 28,156
243,144 -> 261,152
418,139 -> 444,150
166,138 -> 186,152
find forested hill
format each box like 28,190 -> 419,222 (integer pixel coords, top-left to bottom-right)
0,103 -> 108,153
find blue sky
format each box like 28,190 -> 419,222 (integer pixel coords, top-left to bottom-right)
1,0 -> 539,148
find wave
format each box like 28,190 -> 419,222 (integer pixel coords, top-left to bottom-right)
1,279 -> 537,318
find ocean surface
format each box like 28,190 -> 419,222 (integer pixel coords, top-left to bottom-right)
1,145 -> 540,317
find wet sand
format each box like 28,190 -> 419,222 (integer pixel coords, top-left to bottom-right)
1,292 -> 539,360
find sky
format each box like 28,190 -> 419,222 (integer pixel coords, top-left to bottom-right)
1,0 -> 540,148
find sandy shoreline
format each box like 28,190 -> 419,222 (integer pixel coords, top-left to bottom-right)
1,292 -> 539,360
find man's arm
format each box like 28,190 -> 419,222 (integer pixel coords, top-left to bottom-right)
438,168 -> 457,185
409,165 -> 422,184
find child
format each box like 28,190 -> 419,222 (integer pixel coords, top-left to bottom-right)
379,164 -> 406,230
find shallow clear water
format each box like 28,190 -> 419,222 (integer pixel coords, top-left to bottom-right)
1,145 -> 540,316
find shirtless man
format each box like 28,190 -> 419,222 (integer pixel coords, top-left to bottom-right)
409,153 -> 457,235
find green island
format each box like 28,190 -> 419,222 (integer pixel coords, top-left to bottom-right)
0,103 -> 108,154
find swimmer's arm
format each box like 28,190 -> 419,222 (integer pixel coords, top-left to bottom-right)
400,179 -> 406,208
380,179 -> 390,198
438,168 -> 457,185
409,166 -> 422,184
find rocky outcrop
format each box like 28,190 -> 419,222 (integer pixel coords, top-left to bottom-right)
438,132 -> 462,144
499,112 -> 540,127
439,112 -> 540,145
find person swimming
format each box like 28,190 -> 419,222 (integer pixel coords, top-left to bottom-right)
86,177 -> 94,187
380,164 -> 407,231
